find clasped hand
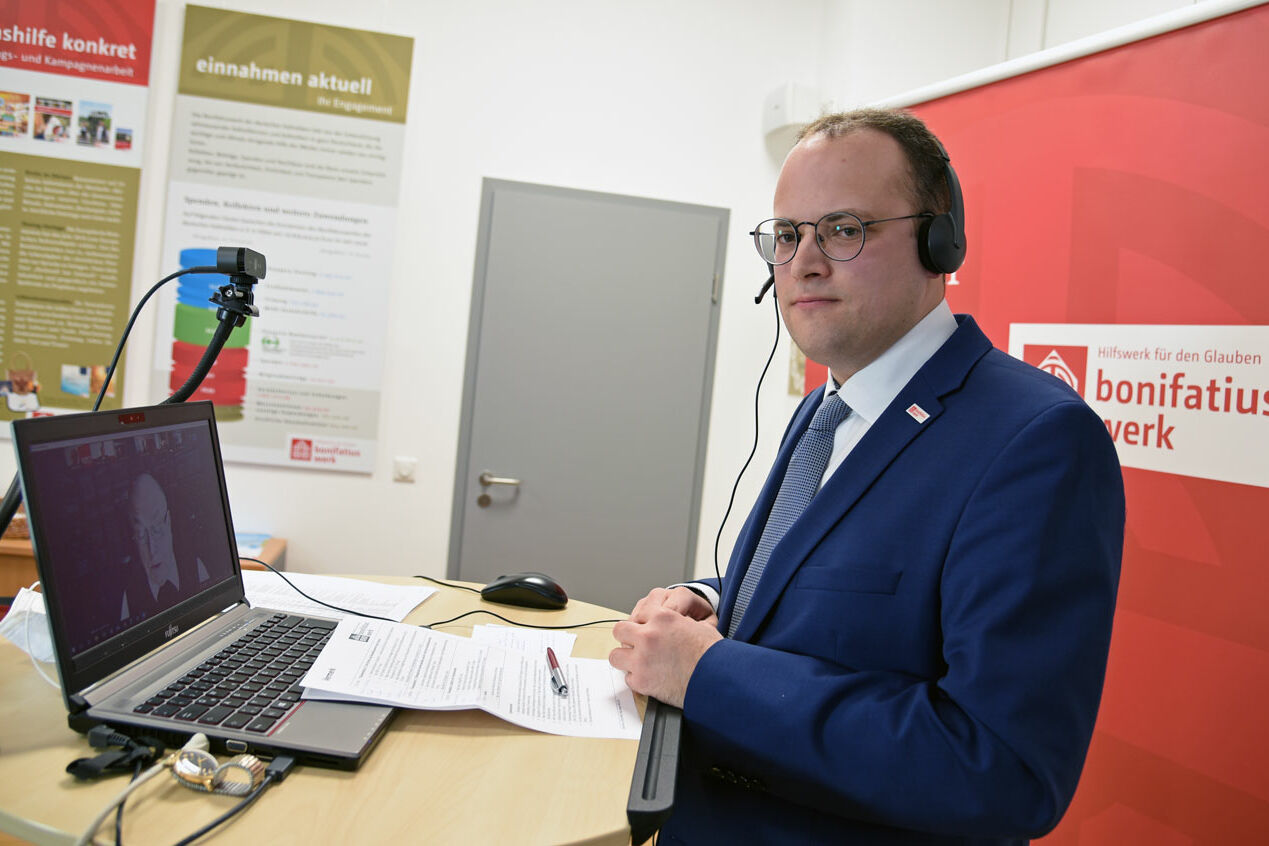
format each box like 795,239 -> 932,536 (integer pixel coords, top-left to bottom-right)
608,586 -> 722,709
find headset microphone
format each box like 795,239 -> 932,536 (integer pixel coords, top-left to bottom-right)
754,265 -> 775,304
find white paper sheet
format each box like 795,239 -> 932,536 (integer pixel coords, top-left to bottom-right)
242,571 -> 434,623
300,618 -> 640,740
470,623 -> 577,658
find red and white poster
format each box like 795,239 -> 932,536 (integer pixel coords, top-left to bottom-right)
904,4 -> 1269,842
0,0 -> 155,422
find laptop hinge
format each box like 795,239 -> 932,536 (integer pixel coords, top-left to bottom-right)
68,693 -> 96,733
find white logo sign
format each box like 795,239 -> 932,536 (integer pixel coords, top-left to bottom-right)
1009,324 -> 1269,489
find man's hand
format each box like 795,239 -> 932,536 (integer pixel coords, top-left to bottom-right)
631,585 -> 718,624
609,594 -> 723,709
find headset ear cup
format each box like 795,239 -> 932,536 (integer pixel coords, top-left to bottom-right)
920,212 -> 963,275
916,213 -> 943,274
917,215 -> 933,272
922,142 -> 967,275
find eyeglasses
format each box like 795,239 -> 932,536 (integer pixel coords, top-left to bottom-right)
131,509 -> 171,546
750,211 -> 932,265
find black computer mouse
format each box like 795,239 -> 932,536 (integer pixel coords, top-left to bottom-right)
480,572 -> 569,609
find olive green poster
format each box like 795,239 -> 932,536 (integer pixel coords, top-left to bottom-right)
0,154 -> 139,419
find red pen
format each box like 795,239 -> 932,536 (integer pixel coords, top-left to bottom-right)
546,647 -> 568,697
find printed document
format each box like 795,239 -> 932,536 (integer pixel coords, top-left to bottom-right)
471,623 -> 577,657
300,618 -> 640,739
242,571 -> 434,622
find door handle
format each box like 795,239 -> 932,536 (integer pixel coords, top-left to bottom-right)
478,472 -> 521,488
477,471 -> 521,507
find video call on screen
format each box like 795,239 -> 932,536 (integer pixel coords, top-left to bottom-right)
26,420 -> 237,657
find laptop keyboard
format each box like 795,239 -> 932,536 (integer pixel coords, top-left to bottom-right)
132,613 -> 337,733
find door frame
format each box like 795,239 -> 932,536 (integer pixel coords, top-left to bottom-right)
447,177 -> 726,586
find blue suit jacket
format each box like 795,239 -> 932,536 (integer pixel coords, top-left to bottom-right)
663,316 -> 1124,845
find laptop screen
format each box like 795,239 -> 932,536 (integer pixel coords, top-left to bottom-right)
12,402 -> 246,700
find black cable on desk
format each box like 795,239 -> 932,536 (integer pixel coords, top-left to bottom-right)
422,608 -> 622,630
239,557 -> 397,622
408,575 -> 623,629
412,574 -> 482,593
242,558 -> 623,631
115,758 -> 144,846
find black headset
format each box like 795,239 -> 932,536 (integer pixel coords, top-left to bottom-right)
756,138 -> 966,305
916,140 -> 966,275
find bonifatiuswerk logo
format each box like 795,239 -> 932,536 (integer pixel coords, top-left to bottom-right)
289,438 -> 313,461
1023,345 -> 1088,395
1009,324 -> 1269,486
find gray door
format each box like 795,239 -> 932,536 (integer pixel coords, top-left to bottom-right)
449,179 -> 727,613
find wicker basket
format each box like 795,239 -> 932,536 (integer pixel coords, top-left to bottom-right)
1,505 -> 29,539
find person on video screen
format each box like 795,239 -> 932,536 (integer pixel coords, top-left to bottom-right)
119,472 -> 210,620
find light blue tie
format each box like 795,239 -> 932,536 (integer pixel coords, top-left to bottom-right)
728,393 -> 851,637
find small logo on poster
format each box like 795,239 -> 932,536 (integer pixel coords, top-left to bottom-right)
290,438 -> 313,461
1023,345 -> 1088,396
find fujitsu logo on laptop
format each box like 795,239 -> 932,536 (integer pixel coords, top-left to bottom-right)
165,623 -> 180,639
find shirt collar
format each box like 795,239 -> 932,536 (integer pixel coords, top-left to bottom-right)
146,558 -> 181,598
824,299 -> 957,423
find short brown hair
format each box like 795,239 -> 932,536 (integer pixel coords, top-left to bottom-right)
797,108 -> 950,217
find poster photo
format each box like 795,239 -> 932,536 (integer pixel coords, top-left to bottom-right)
33,97 -> 72,141
77,99 -> 113,146
0,91 -> 31,136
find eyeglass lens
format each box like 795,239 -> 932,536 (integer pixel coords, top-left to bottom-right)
132,510 -> 171,545
753,212 -> 867,264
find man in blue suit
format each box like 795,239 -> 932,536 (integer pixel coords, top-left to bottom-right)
609,108 -> 1124,844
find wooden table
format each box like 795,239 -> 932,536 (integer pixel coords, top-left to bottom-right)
0,576 -> 637,845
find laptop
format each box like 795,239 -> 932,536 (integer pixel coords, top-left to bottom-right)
11,401 -> 395,769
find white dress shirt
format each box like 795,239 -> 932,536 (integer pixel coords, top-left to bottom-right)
818,298 -> 957,488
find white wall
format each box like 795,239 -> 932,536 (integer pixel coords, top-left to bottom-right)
1,0 -> 1218,591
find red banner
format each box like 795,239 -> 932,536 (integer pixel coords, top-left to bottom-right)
907,5 -> 1269,842
0,0 -> 155,86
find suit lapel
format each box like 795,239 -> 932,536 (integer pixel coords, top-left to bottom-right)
728,316 -> 993,642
